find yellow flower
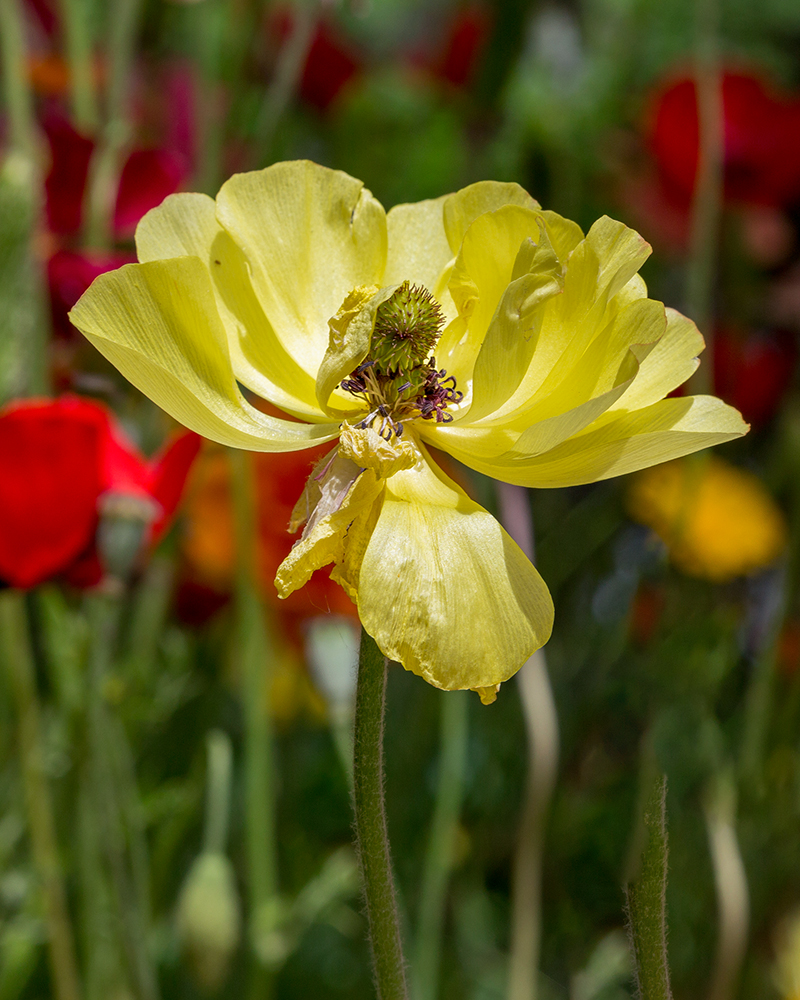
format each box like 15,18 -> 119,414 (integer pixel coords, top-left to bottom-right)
69,160 -> 746,702
627,456 -> 785,581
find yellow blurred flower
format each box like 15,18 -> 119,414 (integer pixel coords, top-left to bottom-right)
70,160 -> 746,701
627,456 -> 786,581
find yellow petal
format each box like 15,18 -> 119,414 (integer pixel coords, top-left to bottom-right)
439,205 -> 553,391
442,180 -> 540,254
609,308 -> 703,412
343,446 -> 554,693
439,396 -> 748,488
69,258 -> 339,451
467,217 -> 564,422
275,466 -> 384,596
539,209 -> 584,260
135,191 -> 325,422
215,161 -> 387,379
384,196 -> 457,321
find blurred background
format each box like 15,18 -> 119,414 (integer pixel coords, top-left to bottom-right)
2,0 -> 800,997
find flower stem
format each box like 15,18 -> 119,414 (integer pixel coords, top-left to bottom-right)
686,0 -> 723,394
496,483 -> 559,1000
0,0 -> 38,159
58,0 -> 99,133
84,0 -> 143,248
624,774 -> 673,1000
704,775 -> 749,1000
228,449 -> 278,999
413,690 -> 469,1000
0,590 -> 82,1000
353,629 -> 409,1000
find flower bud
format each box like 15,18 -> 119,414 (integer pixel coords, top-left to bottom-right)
176,852 -> 241,992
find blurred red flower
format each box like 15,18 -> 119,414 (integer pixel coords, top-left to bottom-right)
713,327 -> 797,426
648,70 -> 800,209
431,4 -> 490,89
44,115 -> 187,240
0,397 -> 200,590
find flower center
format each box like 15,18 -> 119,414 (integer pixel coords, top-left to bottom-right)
339,281 -> 463,439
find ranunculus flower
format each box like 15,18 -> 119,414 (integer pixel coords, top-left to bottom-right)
70,160 -> 746,701
648,70 -> 800,208
0,396 -> 200,589
627,456 -> 786,582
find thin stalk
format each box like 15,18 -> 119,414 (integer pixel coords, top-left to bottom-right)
203,730 -> 234,856
413,690 -> 469,1000
353,629 -> 409,1000
686,0 -> 723,394
0,0 -> 38,158
0,591 -> 82,1000
497,482 -> 559,1000
58,0 -> 99,133
85,590 -> 160,1000
83,0 -> 143,247
228,449 -> 277,999
624,775 -> 672,1000
255,0 -> 318,166
704,777 -> 749,1000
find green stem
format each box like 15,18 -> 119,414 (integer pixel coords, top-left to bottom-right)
84,0 -> 143,248
704,776 -> 749,1000
0,591 -> 83,1000
228,449 -> 277,999
203,730 -> 234,856
624,774 -> 673,1000
686,0 -> 723,394
85,591 -> 160,1000
413,690 -> 469,1000
0,0 -> 38,158
353,629 -> 409,1000
58,0 -> 98,133
255,0 -> 318,166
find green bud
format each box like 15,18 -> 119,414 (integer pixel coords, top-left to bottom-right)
176,852 -> 241,993
371,281 -> 444,372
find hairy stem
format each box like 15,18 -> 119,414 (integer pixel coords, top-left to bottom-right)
353,630 -> 408,1000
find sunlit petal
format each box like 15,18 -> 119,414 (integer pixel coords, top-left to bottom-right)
69,258 -> 339,451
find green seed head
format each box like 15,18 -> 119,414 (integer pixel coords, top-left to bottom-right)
371,281 -> 445,373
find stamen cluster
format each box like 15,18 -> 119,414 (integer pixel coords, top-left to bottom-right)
340,282 -> 462,439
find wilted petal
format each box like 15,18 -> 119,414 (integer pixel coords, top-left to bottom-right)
342,448 -> 553,695
69,258 -> 339,452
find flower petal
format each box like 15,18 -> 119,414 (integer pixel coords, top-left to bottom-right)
339,447 -> 553,694
384,195 -> 454,301
442,180 -> 540,254
608,307 -> 703,411
136,192 -> 325,421
440,395 -> 748,488
70,258 -> 339,451
215,160 -> 387,379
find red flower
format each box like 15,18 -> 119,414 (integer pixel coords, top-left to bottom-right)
43,115 -> 188,239
0,397 -> 200,590
48,249 -> 135,340
648,70 -> 800,208
432,5 -> 490,89
269,11 -> 360,112
713,327 -> 797,427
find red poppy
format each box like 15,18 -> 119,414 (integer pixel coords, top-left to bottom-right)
648,70 -> 800,209
43,115 -> 187,239
432,5 -> 490,89
0,397 -> 201,590
713,327 -> 797,427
